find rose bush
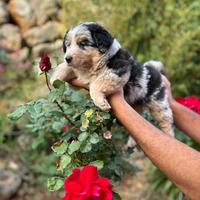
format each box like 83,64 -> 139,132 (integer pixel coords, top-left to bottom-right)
8,54 -> 138,199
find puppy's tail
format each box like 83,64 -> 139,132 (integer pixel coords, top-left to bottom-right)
143,60 -> 166,76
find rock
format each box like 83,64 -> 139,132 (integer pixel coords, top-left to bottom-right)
0,2 -> 9,24
32,39 -> 62,58
9,47 -> 29,62
0,169 -> 22,200
30,0 -> 61,26
0,24 -> 22,49
23,22 -> 62,47
7,0 -> 35,32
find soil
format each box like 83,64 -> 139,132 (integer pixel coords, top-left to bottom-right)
115,157 -> 162,200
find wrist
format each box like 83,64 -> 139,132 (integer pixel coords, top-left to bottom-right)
170,99 -> 179,113
108,93 -> 127,111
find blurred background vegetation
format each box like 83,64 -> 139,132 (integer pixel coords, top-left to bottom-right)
0,0 -> 199,199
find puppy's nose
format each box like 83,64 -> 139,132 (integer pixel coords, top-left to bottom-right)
65,56 -> 72,64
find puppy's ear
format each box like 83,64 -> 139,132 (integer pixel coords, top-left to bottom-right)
87,24 -> 113,53
63,30 -> 69,53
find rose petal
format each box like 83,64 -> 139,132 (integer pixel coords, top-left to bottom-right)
95,178 -> 113,190
100,188 -> 113,200
64,168 -> 82,192
91,185 -> 101,197
79,165 -> 98,188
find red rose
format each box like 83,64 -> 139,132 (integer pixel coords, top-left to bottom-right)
39,53 -> 51,72
176,96 -> 200,114
62,165 -> 113,200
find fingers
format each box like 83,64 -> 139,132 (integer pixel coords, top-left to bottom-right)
162,75 -> 171,89
161,75 -> 174,105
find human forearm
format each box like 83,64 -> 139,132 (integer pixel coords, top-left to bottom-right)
171,100 -> 200,143
108,94 -> 200,199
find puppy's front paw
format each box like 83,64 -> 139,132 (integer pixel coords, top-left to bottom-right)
94,97 -> 111,111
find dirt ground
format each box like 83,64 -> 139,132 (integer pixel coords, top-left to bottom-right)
115,157 -> 162,200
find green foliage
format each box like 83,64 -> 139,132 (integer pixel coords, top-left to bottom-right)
47,177 -> 64,191
8,79 -> 137,197
61,0 -> 200,97
113,191 -> 122,200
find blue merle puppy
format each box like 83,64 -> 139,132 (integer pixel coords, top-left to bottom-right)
50,22 -> 174,142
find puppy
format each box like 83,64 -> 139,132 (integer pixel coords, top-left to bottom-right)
50,22 -> 174,141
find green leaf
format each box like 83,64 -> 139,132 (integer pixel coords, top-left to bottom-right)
89,133 -> 100,144
48,88 -> 61,102
102,112 -> 111,119
80,141 -> 92,153
81,118 -> 89,129
78,132 -> 89,142
68,141 -> 81,155
52,121 -> 63,132
47,177 -> 64,191
84,109 -> 93,118
7,105 -> 27,121
27,103 -> 43,119
58,154 -> 71,171
52,141 -> 68,155
91,160 -> 104,170
114,166 -> 123,177
53,79 -> 64,89
31,137 -> 45,150
53,80 -> 65,96
113,192 -> 121,200
70,91 -> 83,102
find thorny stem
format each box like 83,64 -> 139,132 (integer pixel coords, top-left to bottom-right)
44,72 -> 75,125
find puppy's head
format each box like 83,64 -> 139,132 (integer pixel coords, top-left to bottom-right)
63,22 -> 114,70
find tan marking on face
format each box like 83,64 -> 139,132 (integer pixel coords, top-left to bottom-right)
75,35 -> 88,44
65,33 -> 101,73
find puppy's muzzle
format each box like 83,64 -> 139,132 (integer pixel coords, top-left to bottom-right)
65,56 -> 73,64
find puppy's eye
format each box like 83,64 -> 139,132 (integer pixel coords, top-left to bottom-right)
78,39 -> 90,49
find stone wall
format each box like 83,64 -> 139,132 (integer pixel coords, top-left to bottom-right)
0,0 -> 64,60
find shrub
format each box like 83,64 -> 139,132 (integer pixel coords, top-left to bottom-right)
8,56 -> 138,198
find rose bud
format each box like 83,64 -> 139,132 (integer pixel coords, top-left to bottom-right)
103,131 -> 112,140
39,53 -> 51,72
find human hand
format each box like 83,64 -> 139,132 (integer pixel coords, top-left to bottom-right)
162,75 -> 175,107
